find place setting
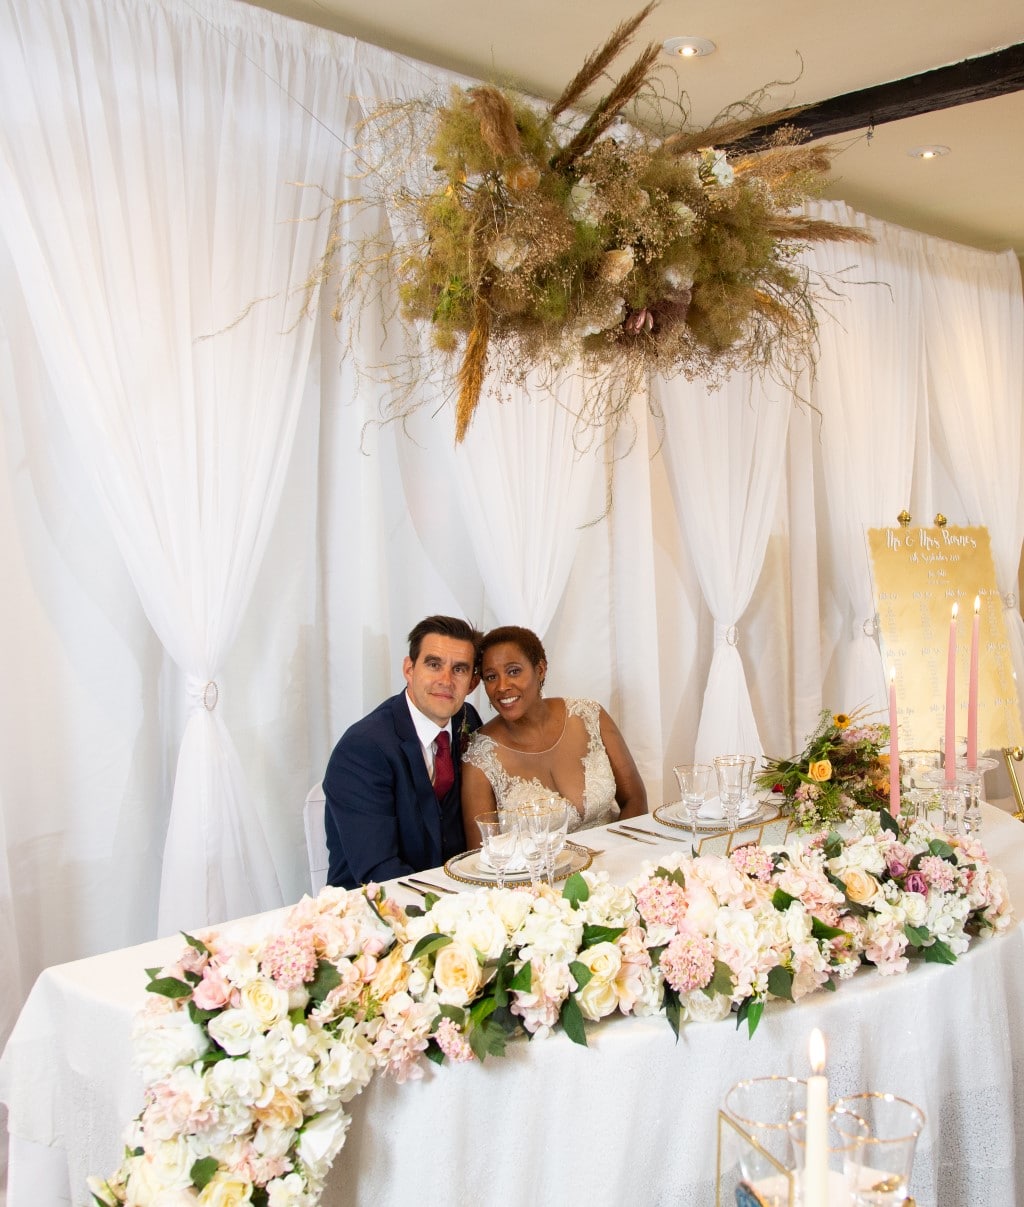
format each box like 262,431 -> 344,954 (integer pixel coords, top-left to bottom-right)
443,799 -> 592,887
656,755 -> 783,848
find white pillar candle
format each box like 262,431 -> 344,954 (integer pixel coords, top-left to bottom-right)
805,1028 -> 829,1207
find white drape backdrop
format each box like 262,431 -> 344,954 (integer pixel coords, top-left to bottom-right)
0,0 -> 1022,1073
657,371 -> 791,761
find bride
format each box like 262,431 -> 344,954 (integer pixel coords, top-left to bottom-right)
461,625 -> 647,843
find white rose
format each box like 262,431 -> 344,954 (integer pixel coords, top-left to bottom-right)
125,1148 -> 187,1205
681,988 -> 732,1023
457,909 -> 508,960
151,1190 -> 199,1207
568,177 -> 599,222
705,149 -> 734,187
578,974 -> 619,1021
432,941 -> 485,1005
901,891 -> 928,927
240,978 -> 290,1029
297,1108 -> 350,1182
489,888 -> 534,934
207,1007 -> 261,1056
133,1011 -> 211,1083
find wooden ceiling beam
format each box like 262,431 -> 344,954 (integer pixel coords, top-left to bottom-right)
734,42 -> 1024,149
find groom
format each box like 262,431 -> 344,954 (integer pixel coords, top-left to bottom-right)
323,615 -> 483,889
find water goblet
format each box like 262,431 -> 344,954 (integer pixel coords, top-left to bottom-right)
673,763 -> 712,853
714,755 -> 751,831
476,811 -> 519,889
723,1076 -> 806,1202
789,1106 -> 870,1206
833,1092 -> 925,1207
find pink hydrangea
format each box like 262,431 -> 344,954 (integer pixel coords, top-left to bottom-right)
634,877 -> 689,929
659,934 -> 716,994
918,855 -> 956,893
730,845 -> 773,882
260,929 -> 319,990
434,1017 -> 475,1063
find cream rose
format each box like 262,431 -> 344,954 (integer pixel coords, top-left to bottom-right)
808,759 -> 833,782
457,909 -> 508,961
682,989 -> 732,1023
239,979 -> 290,1030
297,1108 -> 350,1182
254,1087 -> 304,1132
197,1171 -> 255,1207
842,868 -> 880,905
432,941 -> 485,1005
489,888 -> 534,934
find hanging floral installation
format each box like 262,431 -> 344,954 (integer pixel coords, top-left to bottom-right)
89,813 -> 1011,1206
327,2 -> 870,442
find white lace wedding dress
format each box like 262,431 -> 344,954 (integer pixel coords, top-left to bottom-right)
463,697 -> 620,832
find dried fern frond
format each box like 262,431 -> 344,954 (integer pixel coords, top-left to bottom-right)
547,0 -> 658,120
733,143 -> 833,182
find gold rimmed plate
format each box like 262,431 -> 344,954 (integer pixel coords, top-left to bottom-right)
444,841 -> 592,886
654,796 -> 782,832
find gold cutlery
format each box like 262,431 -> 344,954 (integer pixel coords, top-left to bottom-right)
406,877 -> 457,895
607,826 -> 659,846
397,880 -> 428,897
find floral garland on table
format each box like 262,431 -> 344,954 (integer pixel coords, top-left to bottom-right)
89,813 -> 1011,1207
757,708 -> 892,832
331,3 -> 871,442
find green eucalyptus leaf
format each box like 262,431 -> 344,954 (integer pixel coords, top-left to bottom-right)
928,838 -> 956,860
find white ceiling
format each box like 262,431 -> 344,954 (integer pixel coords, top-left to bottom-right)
240,0 -> 1024,258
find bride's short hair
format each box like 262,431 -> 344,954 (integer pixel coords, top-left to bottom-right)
480,625 -> 546,668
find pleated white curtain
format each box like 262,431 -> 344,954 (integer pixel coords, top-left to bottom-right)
806,201 -> 923,713
452,374 -> 603,636
0,0 -> 350,932
657,371 -> 791,761
919,239 -> 1024,694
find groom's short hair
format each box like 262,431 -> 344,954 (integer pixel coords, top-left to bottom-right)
407,615 -> 482,664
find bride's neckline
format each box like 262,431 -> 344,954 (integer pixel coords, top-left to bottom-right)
489,699 -> 568,755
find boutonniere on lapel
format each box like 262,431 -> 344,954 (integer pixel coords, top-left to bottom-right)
457,712 -> 473,759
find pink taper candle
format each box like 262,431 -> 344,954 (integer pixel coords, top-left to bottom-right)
945,602 -> 959,785
889,667 -> 900,815
967,595 -> 980,771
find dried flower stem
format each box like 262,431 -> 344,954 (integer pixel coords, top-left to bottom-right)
547,1 -> 658,120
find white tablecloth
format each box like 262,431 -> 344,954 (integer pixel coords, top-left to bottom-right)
3,806 -> 1024,1207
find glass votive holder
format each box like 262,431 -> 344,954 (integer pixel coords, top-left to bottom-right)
788,1105 -> 869,1205
833,1092 -> 925,1207
723,1076 -> 806,1192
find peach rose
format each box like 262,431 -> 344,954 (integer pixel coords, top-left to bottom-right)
842,868 -> 880,905
808,759 -> 833,782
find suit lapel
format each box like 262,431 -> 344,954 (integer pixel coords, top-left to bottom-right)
391,694 -> 443,851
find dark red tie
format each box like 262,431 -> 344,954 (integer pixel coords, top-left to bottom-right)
433,731 -> 455,800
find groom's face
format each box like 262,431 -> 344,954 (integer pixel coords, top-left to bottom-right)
403,634 -> 478,728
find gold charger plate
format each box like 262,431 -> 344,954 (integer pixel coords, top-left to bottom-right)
654,796 -> 782,832
444,841 -> 592,886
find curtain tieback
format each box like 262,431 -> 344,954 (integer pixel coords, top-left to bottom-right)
187,676 -> 220,712
857,616 -> 877,638
1004,592 -> 1018,611
714,622 -> 739,648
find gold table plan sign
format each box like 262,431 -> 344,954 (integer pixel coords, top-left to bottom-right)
867,524 -> 1022,752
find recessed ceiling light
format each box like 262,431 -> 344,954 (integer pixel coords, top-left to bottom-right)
907,145 -> 950,159
663,36 -> 716,59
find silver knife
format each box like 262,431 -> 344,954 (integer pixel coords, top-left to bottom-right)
607,826 -> 659,846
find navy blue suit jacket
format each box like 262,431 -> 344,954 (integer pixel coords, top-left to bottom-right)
323,692 -> 482,889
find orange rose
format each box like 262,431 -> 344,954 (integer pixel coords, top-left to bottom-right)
808,759 -> 832,782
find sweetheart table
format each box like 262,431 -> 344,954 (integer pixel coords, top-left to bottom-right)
3,805 -> 1024,1206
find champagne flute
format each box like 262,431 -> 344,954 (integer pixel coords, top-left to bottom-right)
476,811 -> 518,889
542,798 -> 571,884
673,763 -> 711,854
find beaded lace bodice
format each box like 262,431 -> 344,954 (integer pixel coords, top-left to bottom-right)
463,698 -> 619,832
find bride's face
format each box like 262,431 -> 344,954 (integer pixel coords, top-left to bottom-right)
480,642 -> 546,721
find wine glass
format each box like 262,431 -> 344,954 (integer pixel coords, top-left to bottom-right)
514,802 -> 554,887
476,811 -> 518,889
714,755 -> 751,831
541,798 -> 572,885
832,1093 -> 925,1207
673,763 -> 711,853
